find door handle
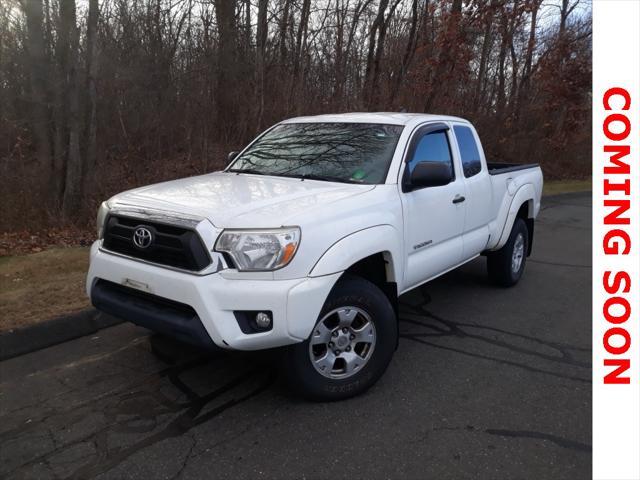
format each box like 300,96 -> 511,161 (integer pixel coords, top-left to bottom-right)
452,195 -> 466,204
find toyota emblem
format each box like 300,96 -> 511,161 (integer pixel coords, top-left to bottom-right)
133,227 -> 153,249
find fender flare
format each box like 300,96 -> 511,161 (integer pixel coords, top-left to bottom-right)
309,225 -> 402,282
494,184 -> 535,250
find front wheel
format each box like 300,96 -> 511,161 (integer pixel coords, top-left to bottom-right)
283,274 -> 397,401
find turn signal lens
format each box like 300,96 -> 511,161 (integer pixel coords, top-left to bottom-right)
281,242 -> 297,265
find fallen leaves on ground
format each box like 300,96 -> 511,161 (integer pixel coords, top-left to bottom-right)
0,227 -> 95,257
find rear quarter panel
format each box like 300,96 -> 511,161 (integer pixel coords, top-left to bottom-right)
486,167 -> 543,250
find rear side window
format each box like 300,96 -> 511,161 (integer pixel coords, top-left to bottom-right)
407,131 -> 454,179
454,125 -> 482,177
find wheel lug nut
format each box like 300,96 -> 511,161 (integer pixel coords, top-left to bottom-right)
346,346 -> 351,352
332,331 -> 338,337
328,342 -> 334,348
334,350 -> 340,355
349,334 -> 355,340
342,327 -> 348,333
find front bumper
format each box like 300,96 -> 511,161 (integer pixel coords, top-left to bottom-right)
86,241 -> 340,350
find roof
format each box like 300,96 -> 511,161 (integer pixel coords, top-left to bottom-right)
280,112 -> 469,126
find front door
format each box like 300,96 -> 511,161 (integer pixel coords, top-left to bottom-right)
401,125 -> 466,291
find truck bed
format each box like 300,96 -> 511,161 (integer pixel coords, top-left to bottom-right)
487,162 -> 540,176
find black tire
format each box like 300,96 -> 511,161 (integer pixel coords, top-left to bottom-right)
283,274 -> 397,401
487,217 -> 529,287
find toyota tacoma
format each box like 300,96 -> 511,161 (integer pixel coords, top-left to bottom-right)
87,113 -> 543,400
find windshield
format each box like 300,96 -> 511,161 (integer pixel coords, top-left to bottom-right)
227,123 -> 404,184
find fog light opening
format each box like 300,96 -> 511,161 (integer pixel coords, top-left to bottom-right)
255,312 -> 272,329
233,310 -> 273,334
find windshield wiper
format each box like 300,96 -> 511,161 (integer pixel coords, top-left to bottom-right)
228,169 -> 362,184
227,168 -> 266,175
279,173 -> 362,184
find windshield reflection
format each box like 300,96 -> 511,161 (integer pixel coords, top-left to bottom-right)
228,123 -> 404,184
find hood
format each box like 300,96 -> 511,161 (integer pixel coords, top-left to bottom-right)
110,171 -> 376,228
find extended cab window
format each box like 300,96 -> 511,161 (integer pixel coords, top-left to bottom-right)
407,130 -> 454,179
454,125 -> 482,178
228,123 -> 403,184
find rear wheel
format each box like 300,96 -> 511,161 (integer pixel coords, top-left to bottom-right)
487,218 -> 529,287
283,274 -> 397,401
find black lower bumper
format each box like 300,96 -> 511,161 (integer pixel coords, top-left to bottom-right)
91,279 -> 216,349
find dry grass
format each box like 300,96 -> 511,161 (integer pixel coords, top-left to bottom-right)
0,247 -> 90,332
543,178 -> 591,196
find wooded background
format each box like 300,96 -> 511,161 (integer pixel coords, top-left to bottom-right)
0,0 -> 591,232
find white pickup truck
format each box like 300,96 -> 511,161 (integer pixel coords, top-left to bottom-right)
87,113 -> 542,400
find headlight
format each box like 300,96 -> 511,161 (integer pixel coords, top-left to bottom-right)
215,228 -> 301,271
97,201 -> 110,239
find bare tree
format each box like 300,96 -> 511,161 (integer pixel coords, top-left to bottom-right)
256,0 -> 268,130
424,0 -> 464,111
0,0 -> 593,231
214,0 -> 238,138
84,0 -> 99,192
59,0 -> 83,217
24,0 -> 52,189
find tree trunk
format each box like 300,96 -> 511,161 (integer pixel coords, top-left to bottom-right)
560,0 -> 569,35
391,0 -> 419,105
333,1 -> 345,107
43,0 -> 53,57
288,0 -> 311,113
343,0 -> 372,106
512,0 -> 539,122
424,0 -> 463,111
214,0 -> 237,139
255,0 -> 268,131
278,0 -> 291,64
60,0 -> 83,218
495,9 -> 509,122
243,0 -> 251,53
363,0 -> 389,108
473,0 -> 496,113
370,0 -> 401,108
84,0 -> 99,195
24,0 -> 52,197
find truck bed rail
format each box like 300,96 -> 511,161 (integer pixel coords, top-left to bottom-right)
487,162 -> 540,176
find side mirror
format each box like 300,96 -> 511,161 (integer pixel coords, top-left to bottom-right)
227,151 -> 239,165
409,161 -> 453,189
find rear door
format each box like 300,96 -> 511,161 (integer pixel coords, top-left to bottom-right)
451,123 -> 493,259
400,123 -> 466,291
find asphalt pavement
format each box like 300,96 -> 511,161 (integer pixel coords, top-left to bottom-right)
0,192 -> 592,480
